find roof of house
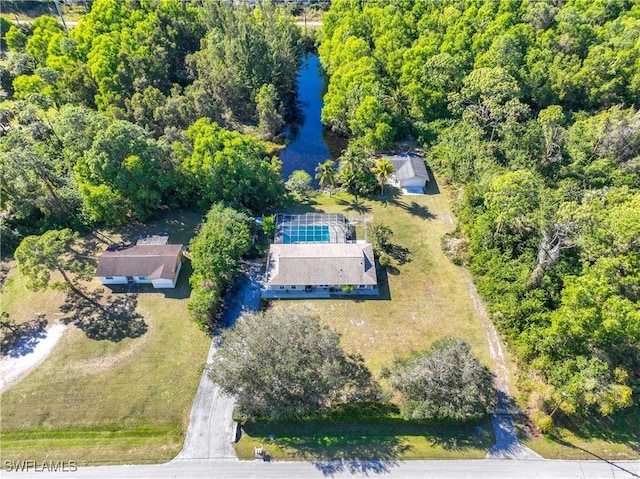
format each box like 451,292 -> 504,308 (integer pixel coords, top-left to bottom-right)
266,243 -> 377,286
136,234 -> 169,245
388,153 -> 430,183
96,244 -> 183,280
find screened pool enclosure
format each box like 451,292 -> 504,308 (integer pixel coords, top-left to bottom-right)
273,213 -> 353,244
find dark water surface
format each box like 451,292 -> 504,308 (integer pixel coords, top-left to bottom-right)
279,53 -> 345,182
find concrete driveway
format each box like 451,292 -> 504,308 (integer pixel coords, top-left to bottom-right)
174,261 -> 263,460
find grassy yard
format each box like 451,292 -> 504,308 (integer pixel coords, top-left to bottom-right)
0,211 -> 211,465
235,418 -> 495,461
522,413 -> 640,460
236,180 -> 640,461
270,185 -> 493,377
233,181 -> 500,460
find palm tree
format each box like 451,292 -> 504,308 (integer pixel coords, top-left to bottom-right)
371,158 -> 394,196
315,160 -> 337,196
338,148 -> 370,204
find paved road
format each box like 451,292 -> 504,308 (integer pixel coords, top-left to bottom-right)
174,262 -> 263,460
8,459 -> 640,479
295,20 -> 323,27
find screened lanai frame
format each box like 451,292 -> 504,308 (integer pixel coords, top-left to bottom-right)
274,213 -> 352,244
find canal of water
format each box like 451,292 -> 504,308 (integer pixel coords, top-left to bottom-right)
278,53 -> 345,183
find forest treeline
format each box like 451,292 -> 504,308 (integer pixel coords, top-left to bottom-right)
320,0 -> 639,427
0,0 -> 304,250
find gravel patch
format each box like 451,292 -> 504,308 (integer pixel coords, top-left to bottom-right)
0,323 -> 66,393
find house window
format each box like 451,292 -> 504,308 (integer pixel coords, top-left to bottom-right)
138,276 -> 147,280
291,285 -> 297,290
279,286 -> 285,290
105,276 -> 114,280
359,284 -> 366,288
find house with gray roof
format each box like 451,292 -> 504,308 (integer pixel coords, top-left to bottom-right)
388,152 -> 430,194
262,214 -> 378,298
96,243 -> 183,289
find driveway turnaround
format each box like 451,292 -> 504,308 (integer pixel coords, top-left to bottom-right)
8,459 -> 640,479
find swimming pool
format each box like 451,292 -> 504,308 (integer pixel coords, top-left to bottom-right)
282,225 -> 330,244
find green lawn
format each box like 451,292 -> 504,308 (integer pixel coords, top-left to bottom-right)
0,211 -> 211,465
270,186 -> 493,376
522,412 -> 640,460
235,418 -> 495,461
235,183 -> 499,460
237,182 -> 639,461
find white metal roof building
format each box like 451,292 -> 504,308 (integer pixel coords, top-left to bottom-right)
388,152 -> 430,194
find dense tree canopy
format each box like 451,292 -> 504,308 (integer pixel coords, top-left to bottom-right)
1,0 -> 296,249
384,338 -> 495,421
208,310 -> 379,420
75,119 -> 172,224
192,0 -> 303,126
188,203 -> 254,330
175,118 -> 284,212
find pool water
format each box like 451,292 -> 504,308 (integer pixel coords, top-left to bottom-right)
282,225 -> 330,244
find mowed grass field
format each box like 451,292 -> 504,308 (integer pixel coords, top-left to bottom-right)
235,180 -> 500,460
0,211 -> 211,465
273,184 -> 493,377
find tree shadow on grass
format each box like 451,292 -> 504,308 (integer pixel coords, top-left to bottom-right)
299,436 -> 408,475
111,210 -> 203,246
386,198 -> 436,220
386,265 -> 400,275
425,425 -> 494,452
374,187 -> 403,207
1,314 -> 48,357
550,412 -> 640,455
380,187 -> 436,220
385,243 -> 411,265
398,200 -> 436,220
60,287 -> 147,342
334,197 -> 372,214
243,415 -> 494,476
249,431 -> 408,475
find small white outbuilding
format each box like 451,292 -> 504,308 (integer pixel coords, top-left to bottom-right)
388,152 -> 430,194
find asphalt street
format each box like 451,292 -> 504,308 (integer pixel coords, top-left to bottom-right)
6,459 -> 640,479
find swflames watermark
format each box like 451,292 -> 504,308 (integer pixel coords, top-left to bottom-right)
4,460 -> 78,472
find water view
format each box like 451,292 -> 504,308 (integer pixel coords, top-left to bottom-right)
279,53 -> 345,182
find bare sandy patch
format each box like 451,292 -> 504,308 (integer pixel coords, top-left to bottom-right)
0,323 -> 67,393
